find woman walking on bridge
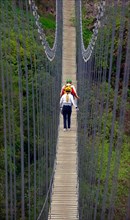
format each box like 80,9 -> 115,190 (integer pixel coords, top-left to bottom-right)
60,86 -> 78,131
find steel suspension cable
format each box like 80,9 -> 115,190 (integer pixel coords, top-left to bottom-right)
28,0 -> 58,61
0,2 -> 9,218
94,5 -> 117,217
88,14 -> 112,219
76,0 -> 130,219
101,2 -> 126,218
0,0 -> 62,219
108,10 -> 130,220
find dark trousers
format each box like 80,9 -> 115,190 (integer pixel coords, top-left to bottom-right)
62,105 -> 72,129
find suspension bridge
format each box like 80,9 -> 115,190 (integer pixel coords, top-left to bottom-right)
0,0 -> 130,220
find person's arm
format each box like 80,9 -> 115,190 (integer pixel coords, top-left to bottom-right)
71,85 -> 76,93
60,85 -> 65,97
60,96 -> 63,108
71,85 -> 80,99
70,94 -> 77,108
75,93 -> 80,99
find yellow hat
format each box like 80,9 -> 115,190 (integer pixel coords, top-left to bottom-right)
65,86 -> 71,92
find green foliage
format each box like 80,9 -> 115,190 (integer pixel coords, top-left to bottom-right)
81,2 -> 130,219
78,79 -> 130,219
0,1 -> 58,219
82,26 -> 93,48
39,14 -> 55,30
82,8 -> 93,47
39,14 -> 55,47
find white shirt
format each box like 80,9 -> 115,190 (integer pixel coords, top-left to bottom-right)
60,93 -> 77,108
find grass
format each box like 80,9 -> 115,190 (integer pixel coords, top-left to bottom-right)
39,14 -> 55,47
39,14 -> 56,30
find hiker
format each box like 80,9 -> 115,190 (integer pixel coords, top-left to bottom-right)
60,79 -> 79,99
60,86 -> 78,131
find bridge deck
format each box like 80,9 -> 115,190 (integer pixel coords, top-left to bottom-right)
48,0 -> 78,219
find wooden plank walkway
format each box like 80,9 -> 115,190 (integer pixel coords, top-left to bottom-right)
48,0 -> 78,219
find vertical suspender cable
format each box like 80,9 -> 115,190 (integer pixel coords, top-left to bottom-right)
94,2 -> 117,216
2,1 -> 13,218
101,2 -> 126,218
0,2 -> 9,218
108,13 -> 130,220
12,0 -> 25,218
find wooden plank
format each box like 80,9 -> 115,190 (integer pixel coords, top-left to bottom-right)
48,0 -> 78,219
